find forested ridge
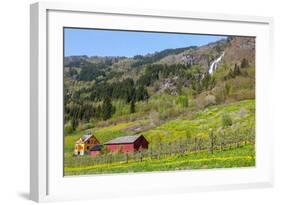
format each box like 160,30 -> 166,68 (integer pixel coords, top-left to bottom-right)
64,36 -> 255,134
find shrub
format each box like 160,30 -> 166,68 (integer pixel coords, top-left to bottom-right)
225,83 -> 232,95
222,113 -> 232,128
241,58 -> 249,68
195,93 -> 216,109
149,110 -> 160,126
212,85 -> 227,104
195,94 -> 205,109
64,123 -> 74,135
204,95 -> 216,106
176,95 -> 189,108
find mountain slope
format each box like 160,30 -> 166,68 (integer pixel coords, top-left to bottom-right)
223,36 -> 255,66
63,36 -> 255,133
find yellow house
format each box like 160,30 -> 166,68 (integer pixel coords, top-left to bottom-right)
74,133 -> 100,156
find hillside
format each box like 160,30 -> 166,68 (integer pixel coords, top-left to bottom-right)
64,100 -> 255,175
63,36 -> 255,130
65,99 -> 255,152
63,35 -> 255,175
224,36 -> 255,65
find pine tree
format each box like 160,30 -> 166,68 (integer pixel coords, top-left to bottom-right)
71,118 -> 78,131
130,100 -> 136,113
102,97 -> 113,120
233,64 -> 241,76
136,86 -> 149,101
240,58 -> 249,68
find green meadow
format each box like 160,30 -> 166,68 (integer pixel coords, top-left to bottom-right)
64,144 -> 255,175
64,99 -> 255,175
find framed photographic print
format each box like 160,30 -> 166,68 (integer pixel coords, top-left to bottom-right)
30,2 -> 274,202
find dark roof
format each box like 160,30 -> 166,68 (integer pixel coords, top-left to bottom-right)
90,144 -> 103,151
80,134 -> 93,142
105,135 -> 143,145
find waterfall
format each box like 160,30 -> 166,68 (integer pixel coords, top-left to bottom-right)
208,52 -> 224,74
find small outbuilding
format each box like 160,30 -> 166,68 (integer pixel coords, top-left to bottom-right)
74,133 -> 100,156
89,144 -> 103,156
105,134 -> 149,153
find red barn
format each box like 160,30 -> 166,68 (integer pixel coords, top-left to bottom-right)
105,135 -> 149,153
89,144 -> 103,156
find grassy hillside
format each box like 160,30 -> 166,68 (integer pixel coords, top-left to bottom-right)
144,100 -> 254,148
64,99 -> 255,175
63,36 -> 255,175
65,100 -> 254,149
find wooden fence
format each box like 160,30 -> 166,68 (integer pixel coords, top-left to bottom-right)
64,126 -> 255,167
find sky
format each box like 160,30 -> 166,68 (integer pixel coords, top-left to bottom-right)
64,28 -> 227,57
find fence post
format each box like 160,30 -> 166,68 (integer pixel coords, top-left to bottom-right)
194,137 -> 197,152
209,129 -> 215,154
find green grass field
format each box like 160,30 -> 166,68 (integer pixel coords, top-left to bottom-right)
64,99 -> 255,175
64,144 -> 255,175
64,99 -> 255,152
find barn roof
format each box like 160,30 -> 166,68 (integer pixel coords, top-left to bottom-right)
105,135 -> 143,145
81,134 -> 92,142
90,144 -> 103,151
76,134 -> 95,144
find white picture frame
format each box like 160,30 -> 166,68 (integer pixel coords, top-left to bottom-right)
30,1 -> 274,202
